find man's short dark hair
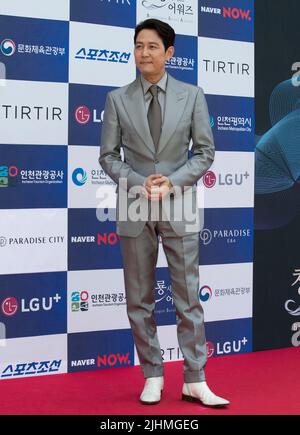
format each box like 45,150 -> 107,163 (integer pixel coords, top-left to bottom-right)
134,18 -> 175,51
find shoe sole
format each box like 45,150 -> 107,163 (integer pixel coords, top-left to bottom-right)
140,390 -> 163,405
182,393 -> 229,408
140,399 -> 161,405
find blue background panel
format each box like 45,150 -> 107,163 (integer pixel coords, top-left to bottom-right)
0,145 -> 67,209
0,272 -> 67,339
0,15 -> 69,82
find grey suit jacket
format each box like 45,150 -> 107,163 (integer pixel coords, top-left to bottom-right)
99,73 -> 215,237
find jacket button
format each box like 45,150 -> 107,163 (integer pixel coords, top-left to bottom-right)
155,159 -> 159,164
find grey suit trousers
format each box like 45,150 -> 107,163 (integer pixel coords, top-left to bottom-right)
120,215 -> 207,383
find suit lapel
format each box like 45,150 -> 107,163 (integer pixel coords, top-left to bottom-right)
157,75 -> 188,154
121,74 -> 188,156
121,77 -> 156,154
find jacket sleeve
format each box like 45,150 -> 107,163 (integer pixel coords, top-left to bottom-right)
99,91 -> 146,190
168,87 -> 215,189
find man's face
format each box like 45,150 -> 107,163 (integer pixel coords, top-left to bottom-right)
134,29 -> 174,79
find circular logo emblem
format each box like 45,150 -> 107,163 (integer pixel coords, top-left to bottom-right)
75,105 -> 91,124
203,171 -> 216,188
210,116 -> 214,128
0,237 -> 7,247
2,297 -> 18,316
72,168 -> 87,186
0,39 -> 16,56
199,228 -> 212,245
80,291 -> 89,301
199,285 -> 212,302
206,341 -> 215,358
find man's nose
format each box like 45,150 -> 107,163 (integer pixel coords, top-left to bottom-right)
141,48 -> 150,57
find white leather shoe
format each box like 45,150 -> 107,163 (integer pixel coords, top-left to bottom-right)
182,381 -> 230,407
140,376 -> 164,405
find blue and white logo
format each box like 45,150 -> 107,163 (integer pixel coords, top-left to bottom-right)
199,285 -> 213,302
0,39 -> 16,56
72,168 -> 87,186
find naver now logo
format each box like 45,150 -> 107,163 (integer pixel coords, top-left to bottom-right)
222,7 -> 252,21
200,6 -> 252,21
97,352 -> 131,367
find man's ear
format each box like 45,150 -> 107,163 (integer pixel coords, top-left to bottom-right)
165,45 -> 175,61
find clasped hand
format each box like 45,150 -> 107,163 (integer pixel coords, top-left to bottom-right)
142,174 -> 172,201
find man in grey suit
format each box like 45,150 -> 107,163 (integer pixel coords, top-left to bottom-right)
100,19 -> 229,407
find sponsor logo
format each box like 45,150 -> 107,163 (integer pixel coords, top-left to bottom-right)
0,165 -> 18,188
166,56 -> 195,71
71,358 -> 95,367
71,290 -> 89,312
199,227 -> 252,245
71,289 -> 126,312
199,228 -> 212,245
142,0 -> 194,16
97,352 -> 131,367
1,360 -> 62,377
74,105 -> 104,125
198,285 -> 212,302
97,232 -> 119,245
206,337 -> 248,356
0,38 -> 65,57
1,297 -> 18,316
155,280 -> 173,305
199,284 -> 250,300
1,294 -> 62,316
0,236 -> 64,247
75,105 -> 90,124
200,6 -> 252,21
75,47 -> 131,63
0,165 -> 64,187
71,167 -> 113,186
72,168 -> 87,186
203,171 -> 250,188
203,171 -> 216,188
0,39 -> 16,56
203,59 -> 250,75
212,115 -> 252,133
217,337 -> 248,354
206,341 -> 215,357
0,105 -> 63,121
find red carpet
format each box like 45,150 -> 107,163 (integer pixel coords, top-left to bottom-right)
1,347 -> 299,415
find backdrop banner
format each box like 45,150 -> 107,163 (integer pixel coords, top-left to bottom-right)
0,0 -> 254,379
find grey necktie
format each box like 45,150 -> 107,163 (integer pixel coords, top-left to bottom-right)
147,85 -> 162,150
